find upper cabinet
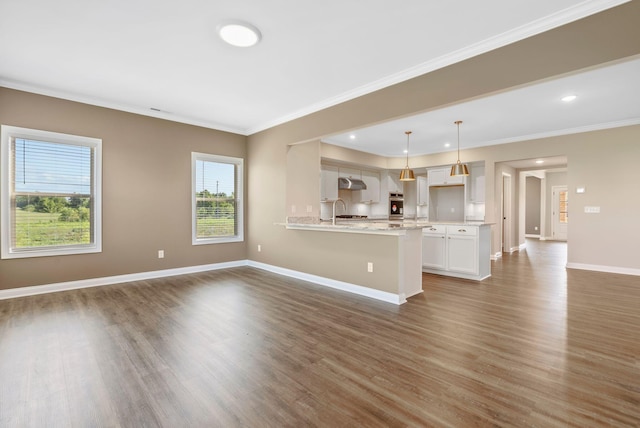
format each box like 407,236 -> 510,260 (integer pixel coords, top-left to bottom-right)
469,164 -> 485,203
417,176 -> 428,206
427,167 -> 465,186
359,169 -> 380,203
320,164 -> 339,201
388,172 -> 402,193
321,163 -> 380,203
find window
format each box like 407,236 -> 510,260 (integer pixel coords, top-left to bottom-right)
1,125 -> 102,259
192,152 -> 243,244
559,190 -> 568,223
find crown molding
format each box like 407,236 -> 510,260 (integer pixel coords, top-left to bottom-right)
0,78 -> 247,135
246,0 -> 630,135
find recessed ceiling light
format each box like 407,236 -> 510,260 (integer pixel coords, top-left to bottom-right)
349,134 -> 356,140
217,21 -> 262,47
561,95 -> 577,102
403,149 -> 408,154
444,143 -> 451,148
535,159 -> 544,164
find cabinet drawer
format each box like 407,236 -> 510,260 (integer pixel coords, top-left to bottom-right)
446,225 -> 478,236
423,225 -> 446,235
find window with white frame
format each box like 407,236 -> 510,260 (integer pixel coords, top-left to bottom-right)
1,125 -> 102,259
192,152 -> 243,244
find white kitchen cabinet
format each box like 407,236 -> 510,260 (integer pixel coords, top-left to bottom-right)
358,169 -> 380,203
422,224 -> 491,280
417,176 -> 428,206
422,225 -> 446,269
388,172 -> 402,193
320,164 -> 339,201
469,164 -> 485,203
427,167 -> 465,186
446,226 -> 478,275
338,167 -> 361,179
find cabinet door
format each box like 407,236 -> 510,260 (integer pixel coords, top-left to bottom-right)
359,170 -> 380,203
422,229 -> 446,269
469,164 -> 485,203
338,167 -> 361,179
427,168 -> 447,186
388,172 -> 402,193
428,167 -> 466,186
447,227 -> 478,274
320,165 -> 339,201
417,176 -> 428,206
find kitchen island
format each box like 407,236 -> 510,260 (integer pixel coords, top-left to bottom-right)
280,217 -> 427,304
278,218 -> 493,305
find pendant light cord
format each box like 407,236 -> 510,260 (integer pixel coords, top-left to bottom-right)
455,120 -> 462,164
405,131 -> 411,167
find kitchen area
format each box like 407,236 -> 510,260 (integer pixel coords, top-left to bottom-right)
282,140 -> 492,305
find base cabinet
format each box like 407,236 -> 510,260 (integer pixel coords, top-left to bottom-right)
422,224 -> 491,280
422,226 -> 446,269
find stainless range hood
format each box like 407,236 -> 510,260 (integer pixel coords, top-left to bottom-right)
338,177 -> 367,190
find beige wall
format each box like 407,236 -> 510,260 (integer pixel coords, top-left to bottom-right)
0,88 -> 247,290
248,2 -> 640,285
3,2 -> 640,292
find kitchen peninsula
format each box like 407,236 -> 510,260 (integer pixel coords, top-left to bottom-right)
281,217 -> 492,305
282,217 -> 425,304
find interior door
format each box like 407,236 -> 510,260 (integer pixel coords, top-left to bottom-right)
552,185 -> 568,241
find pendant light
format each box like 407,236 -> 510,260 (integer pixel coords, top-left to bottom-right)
450,120 -> 469,176
399,131 -> 416,181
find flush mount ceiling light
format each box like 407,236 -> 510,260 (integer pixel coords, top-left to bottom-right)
399,131 -> 416,181
450,120 -> 469,176
536,159 -> 545,164
561,94 -> 577,102
217,21 -> 262,47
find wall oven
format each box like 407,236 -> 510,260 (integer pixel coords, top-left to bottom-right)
389,192 -> 404,220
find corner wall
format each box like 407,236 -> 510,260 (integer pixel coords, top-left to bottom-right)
0,88 -> 247,290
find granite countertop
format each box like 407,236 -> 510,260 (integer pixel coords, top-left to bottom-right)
279,217 -> 494,233
279,217 -> 431,234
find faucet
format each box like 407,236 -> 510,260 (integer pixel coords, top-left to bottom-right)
332,198 -> 346,225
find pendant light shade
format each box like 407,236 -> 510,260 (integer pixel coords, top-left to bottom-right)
451,120 -> 469,176
400,131 -> 416,181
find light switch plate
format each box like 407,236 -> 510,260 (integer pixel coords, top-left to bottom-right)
584,206 -> 600,213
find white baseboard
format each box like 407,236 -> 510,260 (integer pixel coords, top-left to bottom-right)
518,243 -> 527,251
0,259 -> 406,305
0,260 -> 249,300
525,234 -> 540,238
248,261 -> 405,305
491,252 -> 503,260
566,262 -> 640,277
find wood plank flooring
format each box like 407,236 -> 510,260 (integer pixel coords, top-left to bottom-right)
1,239 -> 639,427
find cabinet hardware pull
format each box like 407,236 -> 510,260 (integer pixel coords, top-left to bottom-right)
458,229 -> 466,232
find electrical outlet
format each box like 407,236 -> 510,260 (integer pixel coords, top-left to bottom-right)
367,262 -> 373,273
534,226 -> 538,231
158,250 -> 164,259
258,244 -> 262,252
306,205 -> 313,213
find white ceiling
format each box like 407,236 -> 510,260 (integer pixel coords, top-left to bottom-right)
324,57 -> 640,158
0,0 -> 636,153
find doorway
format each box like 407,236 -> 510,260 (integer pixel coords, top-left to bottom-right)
552,185 -> 568,241
501,173 -> 512,253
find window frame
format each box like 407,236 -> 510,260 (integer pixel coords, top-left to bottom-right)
191,152 -> 244,245
1,125 -> 102,259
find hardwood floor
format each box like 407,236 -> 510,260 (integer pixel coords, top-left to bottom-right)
1,239 -> 639,427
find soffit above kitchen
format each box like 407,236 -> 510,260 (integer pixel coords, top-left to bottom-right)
0,0 -> 631,137
323,56 -> 640,157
